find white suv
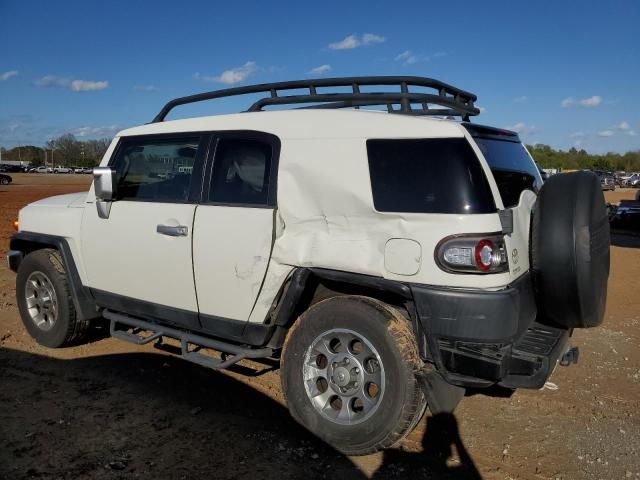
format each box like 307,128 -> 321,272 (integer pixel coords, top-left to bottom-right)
7,77 -> 610,455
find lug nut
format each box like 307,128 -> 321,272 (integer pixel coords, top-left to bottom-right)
355,368 -> 360,374
332,362 -> 338,368
345,358 -> 350,364
354,382 -> 358,387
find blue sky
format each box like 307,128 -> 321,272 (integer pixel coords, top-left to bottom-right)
1,0 -> 639,154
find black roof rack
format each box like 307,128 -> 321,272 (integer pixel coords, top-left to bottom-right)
152,76 -> 480,123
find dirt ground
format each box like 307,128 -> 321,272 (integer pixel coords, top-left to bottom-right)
1,174 -> 639,480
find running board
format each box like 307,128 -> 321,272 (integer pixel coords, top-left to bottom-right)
104,310 -> 274,370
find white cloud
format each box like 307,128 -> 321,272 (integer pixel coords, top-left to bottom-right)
329,34 -> 359,50
361,33 -> 386,45
513,96 -> 528,103
328,33 -> 385,50
307,64 -> 332,75
195,61 -> 258,85
505,122 -> 537,135
34,75 -> 70,88
597,130 -> 614,137
69,125 -> 118,137
561,95 -> 602,108
616,121 -> 630,130
570,131 -> 585,138
560,97 -> 574,108
394,50 -> 446,65
71,80 -> 108,92
579,95 -> 602,107
625,130 -> 637,136
134,85 -> 158,92
395,50 -> 417,64
34,75 -> 108,91
0,70 -> 18,81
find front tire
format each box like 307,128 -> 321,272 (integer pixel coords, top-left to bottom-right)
281,296 -> 426,455
16,249 -> 89,348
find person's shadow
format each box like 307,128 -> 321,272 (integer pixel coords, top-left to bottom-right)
372,412 -> 482,479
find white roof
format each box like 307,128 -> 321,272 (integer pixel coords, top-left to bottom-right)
118,109 -> 466,140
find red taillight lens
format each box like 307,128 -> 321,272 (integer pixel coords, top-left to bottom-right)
474,239 -> 495,271
12,220 -> 19,231
436,234 -> 508,274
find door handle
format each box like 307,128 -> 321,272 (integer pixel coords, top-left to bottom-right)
156,225 -> 188,237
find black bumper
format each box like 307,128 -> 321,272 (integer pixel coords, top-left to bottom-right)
7,249 -> 23,272
411,272 -> 570,389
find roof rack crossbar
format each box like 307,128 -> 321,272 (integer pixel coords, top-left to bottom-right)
152,76 -> 479,123
248,92 -> 474,114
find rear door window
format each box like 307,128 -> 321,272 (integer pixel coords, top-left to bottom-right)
367,138 -> 495,214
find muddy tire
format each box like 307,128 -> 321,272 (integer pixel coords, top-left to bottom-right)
281,295 -> 426,455
16,249 -> 89,348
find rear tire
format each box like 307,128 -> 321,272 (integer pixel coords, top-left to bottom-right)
16,249 -> 89,348
281,295 -> 426,455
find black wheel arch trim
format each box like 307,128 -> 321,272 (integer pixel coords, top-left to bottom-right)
9,231 -> 100,322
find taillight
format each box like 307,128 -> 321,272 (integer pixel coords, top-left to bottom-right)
12,220 -> 19,231
436,233 -> 508,274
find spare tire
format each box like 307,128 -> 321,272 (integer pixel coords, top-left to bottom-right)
531,171 -> 610,328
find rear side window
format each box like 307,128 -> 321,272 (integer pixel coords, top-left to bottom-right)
112,136 -> 202,202
208,138 -> 273,206
367,138 -> 495,214
473,138 -> 542,208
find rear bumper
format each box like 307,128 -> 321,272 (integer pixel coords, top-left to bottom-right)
411,272 -> 570,389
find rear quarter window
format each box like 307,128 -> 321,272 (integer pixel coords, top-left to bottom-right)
472,138 -> 542,208
366,138 -> 495,214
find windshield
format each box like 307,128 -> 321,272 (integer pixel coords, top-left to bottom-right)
473,138 -> 542,208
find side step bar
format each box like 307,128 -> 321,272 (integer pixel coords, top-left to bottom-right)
104,310 -> 274,370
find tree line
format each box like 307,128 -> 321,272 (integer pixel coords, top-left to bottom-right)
1,134 -> 111,167
1,134 -> 639,173
526,144 -> 640,172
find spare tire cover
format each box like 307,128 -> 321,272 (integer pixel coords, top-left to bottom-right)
531,171 -> 610,328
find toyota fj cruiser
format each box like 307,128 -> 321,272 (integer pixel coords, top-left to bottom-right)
8,77 -> 610,455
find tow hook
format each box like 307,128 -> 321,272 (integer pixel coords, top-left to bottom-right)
560,346 -> 579,367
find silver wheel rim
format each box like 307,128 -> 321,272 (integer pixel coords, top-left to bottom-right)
303,328 -> 385,425
24,271 -> 58,331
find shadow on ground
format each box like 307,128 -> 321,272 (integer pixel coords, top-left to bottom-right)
0,347 -> 481,479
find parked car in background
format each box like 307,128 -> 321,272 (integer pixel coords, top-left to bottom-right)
594,170 -> 616,191
0,173 -> 12,185
53,166 -> 72,174
0,164 -> 26,173
627,174 -> 640,188
536,163 -> 548,181
31,166 -> 53,174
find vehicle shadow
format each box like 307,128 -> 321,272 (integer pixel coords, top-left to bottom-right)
0,347 -> 482,479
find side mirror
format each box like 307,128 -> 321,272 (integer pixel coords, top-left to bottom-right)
93,167 -> 117,201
